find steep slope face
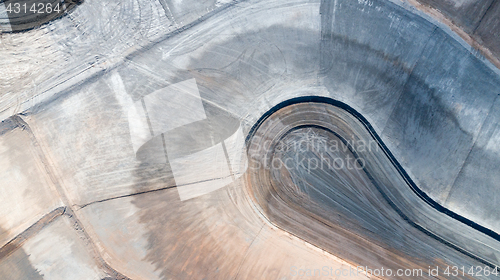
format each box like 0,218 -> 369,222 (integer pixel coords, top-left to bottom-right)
318,0 -> 500,233
414,0 -> 500,63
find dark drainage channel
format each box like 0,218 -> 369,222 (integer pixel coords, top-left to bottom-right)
0,0 -> 82,32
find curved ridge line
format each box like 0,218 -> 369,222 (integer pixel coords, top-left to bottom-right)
245,96 -> 500,264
